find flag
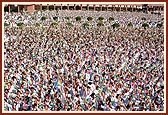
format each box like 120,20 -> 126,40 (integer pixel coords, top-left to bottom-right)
56,81 -> 61,87
161,93 -> 164,97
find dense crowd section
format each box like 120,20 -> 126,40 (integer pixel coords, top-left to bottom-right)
4,10 -> 164,111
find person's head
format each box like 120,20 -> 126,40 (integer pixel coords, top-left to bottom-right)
25,89 -> 29,96
77,105 -> 83,111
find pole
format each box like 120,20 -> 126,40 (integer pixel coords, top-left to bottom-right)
8,5 -> 11,12
81,4 -> 82,10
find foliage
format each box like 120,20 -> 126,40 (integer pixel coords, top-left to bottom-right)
52,22 -> 58,26
75,16 -> 81,21
42,6 -> 47,11
83,22 -> 89,28
62,6 -> 67,10
127,22 -> 133,27
4,22 -> 9,27
87,16 -> 93,21
41,16 -> 46,21
49,5 -> 54,10
142,23 -> 149,28
66,22 -> 73,27
25,11 -> 30,14
65,16 -> 70,20
17,16 -> 22,20
32,16 -> 35,20
35,22 -> 40,27
34,10 -> 39,14
153,12 -> 161,15
98,16 -> 104,21
112,23 -> 120,28
109,17 -> 114,21
156,23 -> 163,28
11,6 -> 18,12
53,16 -> 58,21
4,6 -> 8,12
17,22 -> 24,27
6,16 -> 9,19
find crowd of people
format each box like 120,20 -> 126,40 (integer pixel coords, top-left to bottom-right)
4,9 -> 164,111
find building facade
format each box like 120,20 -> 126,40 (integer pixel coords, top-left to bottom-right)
4,3 -> 164,13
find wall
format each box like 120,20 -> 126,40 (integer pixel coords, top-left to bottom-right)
26,5 -> 35,12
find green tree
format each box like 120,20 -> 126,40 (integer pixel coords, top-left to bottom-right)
52,22 -> 58,26
4,22 -> 9,27
66,22 -> 73,27
87,17 -> 93,21
156,23 -> 163,28
11,6 -> 18,12
142,23 -> 149,28
17,22 -> 24,27
6,16 -> 9,19
25,11 -> 30,14
76,16 -> 81,21
34,10 -> 39,14
35,22 -> 40,27
127,22 -> 133,27
17,16 -> 22,20
49,5 -> 54,11
98,16 -> 104,21
41,16 -> 46,21
83,22 -> 89,28
32,16 -> 35,20
53,16 -> 58,21
4,6 -> 8,12
65,16 -> 70,20
109,17 -> 114,21
112,23 -> 120,28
